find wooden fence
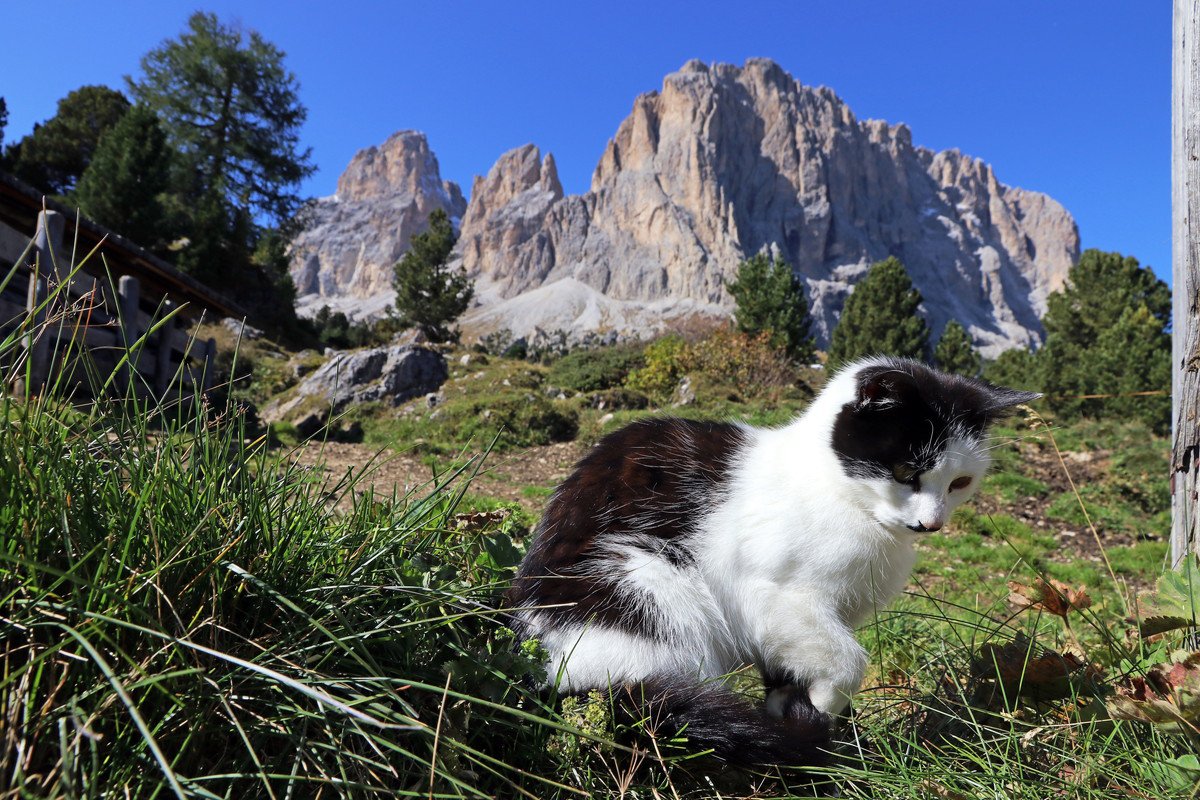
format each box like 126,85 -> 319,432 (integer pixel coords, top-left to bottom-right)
2,209 -> 217,403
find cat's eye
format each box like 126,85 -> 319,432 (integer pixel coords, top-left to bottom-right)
949,476 -> 972,491
892,464 -> 919,484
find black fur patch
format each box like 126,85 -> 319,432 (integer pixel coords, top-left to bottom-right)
830,358 -> 1036,480
508,417 -> 748,636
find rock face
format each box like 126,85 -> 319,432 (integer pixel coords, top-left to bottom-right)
262,345 -> 448,434
289,131 -> 467,319
456,59 -> 1079,356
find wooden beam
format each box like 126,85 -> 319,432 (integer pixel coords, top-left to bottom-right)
1173,0 -> 1200,565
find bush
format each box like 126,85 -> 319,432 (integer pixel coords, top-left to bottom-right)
548,343 -> 645,392
625,334 -> 690,399
686,328 -> 798,397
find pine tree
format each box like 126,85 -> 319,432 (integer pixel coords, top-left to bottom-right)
0,97 -> 7,149
127,12 -> 314,331
393,210 -> 473,343
74,105 -> 174,250
1038,249 -> 1170,431
129,12 -> 314,227
933,320 -> 981,376
827,256 -> 929,367
726,252 -> 815,362
8,86 -> 130,195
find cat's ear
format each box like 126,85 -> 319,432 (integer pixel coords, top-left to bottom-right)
980,383 -> 1041,419
856,370 -> 918,410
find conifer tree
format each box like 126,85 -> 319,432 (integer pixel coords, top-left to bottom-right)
726,252 -> 815,362
1039,249 -> 1170,430
127,12 -> 314,331
74,105 -> 174,250
827,256 -> 929,367
0,97 -> 7,149
129,12 -> 313,227
933,320 -> 981,376
393,210 -> 473,342
8,86 -> 130,195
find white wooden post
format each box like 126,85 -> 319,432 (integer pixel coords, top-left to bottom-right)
117,275 -> 141,393
17,211 -> 65,396
1173,0 -> 1200,565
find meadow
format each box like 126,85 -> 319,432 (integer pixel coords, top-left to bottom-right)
3,290 -> 1198,798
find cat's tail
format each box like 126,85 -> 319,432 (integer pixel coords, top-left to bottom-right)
612,674 -> 831,771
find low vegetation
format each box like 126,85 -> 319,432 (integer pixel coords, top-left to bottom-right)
4,277 -> 1198,798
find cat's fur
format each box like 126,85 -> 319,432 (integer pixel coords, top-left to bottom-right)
508,356 -> 1037,768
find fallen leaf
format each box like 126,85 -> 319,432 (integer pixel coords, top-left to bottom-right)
972,633 -> 1099,701
1108,650 -> 1200,733
1008,578 -> 1092,619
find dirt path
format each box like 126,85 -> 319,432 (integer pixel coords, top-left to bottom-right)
289,440 -> 587,512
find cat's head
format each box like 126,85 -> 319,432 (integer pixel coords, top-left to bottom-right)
827,356 -> 1038,536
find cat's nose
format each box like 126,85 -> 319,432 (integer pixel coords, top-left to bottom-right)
919,518 -> 943,532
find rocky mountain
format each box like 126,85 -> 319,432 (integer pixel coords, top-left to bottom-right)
291,60 -> 1079,357
289,130 -> 466,319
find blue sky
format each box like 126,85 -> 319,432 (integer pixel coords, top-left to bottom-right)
5,2 -> 1171,282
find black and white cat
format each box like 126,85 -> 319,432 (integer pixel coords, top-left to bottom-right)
508,356 -> 1037,768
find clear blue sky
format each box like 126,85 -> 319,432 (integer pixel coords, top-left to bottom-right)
4,2 -> 1171,282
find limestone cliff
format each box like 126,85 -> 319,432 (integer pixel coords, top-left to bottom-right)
291,60 -> 1079,356
456,59 -> 1078,356
289,130 -> 466,318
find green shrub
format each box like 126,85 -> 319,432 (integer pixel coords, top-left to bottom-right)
686,328 -> 797,397
625,334 -> 690,399
547,343 -> 644,392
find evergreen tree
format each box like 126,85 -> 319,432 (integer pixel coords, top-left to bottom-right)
1039,249 -> 1170,431
0,97 -> 7,149
393,210 -> 473,343
127,12 -> 314,331
74,105 -> 174,250
827,256 -> 929,367
726,252 -> 815,362
7,86 -> 130,195
129,12 -> 313,227
933,320 -> 981,376
983,347 -> 1041,393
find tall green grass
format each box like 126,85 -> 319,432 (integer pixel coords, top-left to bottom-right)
2,257 -> 1197,798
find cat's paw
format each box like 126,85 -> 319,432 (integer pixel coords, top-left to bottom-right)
765,684 -> 827,727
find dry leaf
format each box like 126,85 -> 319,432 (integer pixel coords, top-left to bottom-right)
1008,578 -> 1092,619
973,633 -> 1100,701
1108,650 -> 1200,734
453,508 -> 512,532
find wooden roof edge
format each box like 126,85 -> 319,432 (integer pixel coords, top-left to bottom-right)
0,171 -> 249,321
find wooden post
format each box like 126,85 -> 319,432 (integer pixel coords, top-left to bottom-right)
1173,0 -> 1200,565
18,268 -> 47,396
37,210 -> 67,288
16,211 -> 65,396
200,337 -> 217,395
154,304 -> 177,396
117,275 -> 141,393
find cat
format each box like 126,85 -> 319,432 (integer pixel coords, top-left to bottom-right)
507,356 -> 1037,768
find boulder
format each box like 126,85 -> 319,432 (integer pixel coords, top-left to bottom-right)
263,344 -> 448,431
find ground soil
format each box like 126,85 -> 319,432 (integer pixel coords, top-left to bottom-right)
289,439 -> 587,512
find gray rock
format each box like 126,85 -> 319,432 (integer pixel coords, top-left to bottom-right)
222,317 -> 264,341
263,344 -> 448,429
673,376 -> 696,407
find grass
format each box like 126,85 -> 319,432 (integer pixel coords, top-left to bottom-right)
4,265 -> 1198,797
